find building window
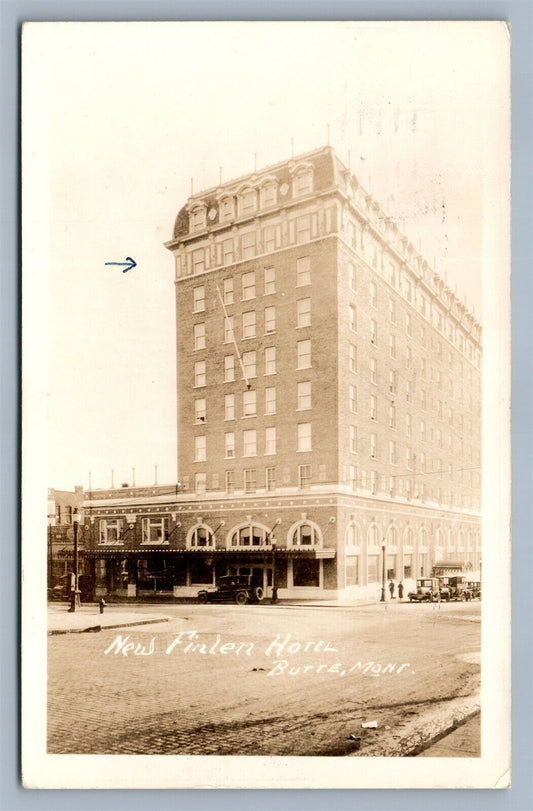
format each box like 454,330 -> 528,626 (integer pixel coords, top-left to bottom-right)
222,238 -> 234,266
293,559 -> 320,587
389,440 -> 396,464
224,355 -> 235,382
420,389 -> 427,410
99,519 -> 122,545
389,299 -> 396,323
195,398 -> 206,424
406,380 -> 412,402
194,361 -> 206,388
370,281 -> 377,308
297,422 -> 312,452
265,386 -> 276,415
220,197 -> 235,222
291,521 -> 319,547
141,517 -> 169,545
297,297 -> 311,328
297,380 -> 311,410
293,170 -> 313,196
298,464 -> 312,489
190,207 -> 206,231
223,277 -> 234,305
243,351 -> 256,380
242,271 -> 255,300
350,425 -> 357,453
243,389 -> 257,417
224,315 -> 234,344
193,285 -> 205,313
370,319 -> 377,344
348,263 -> 356,291
370,357 -> 377,385
345,555 -> 359,587
349,344 -> 357,373
242,310 -> 256,339
224,393 -> 235,421
239,188 -> 256,216
195,473 -> 206,494
264,346 -> 276,375
264,227 -> 276,253
241,231 -> 256,260
406,346 -> 412,368
188,525 -> 214,548
225,470 -> 235,494
264,266 -> 276,294
389,404 -> 396,429
406,447 -> 412,470
243,429 -> 257,457
264,305 -> 276,334
389,370 -> 397,394
350,304 -> 358,332
370,394 -> 377,421
261,182 -> 277,208
370,433 -> 377,459
296,256 -> 311,287
243,469 -> 257,493
349,465 -> 357,490
296,215 -> 311,243
297,339 -> 311,369
406,414 -> 412,436
390,333 -> 396,358
406,313 -> 412,336
193,249 -> 205,275
224,432 -> 235,458
230,523 -> 268,547
421,357 -> 427,378
265,427 -> 276,455
194,322 -> 206,351
349,384 -> 357,413
370,470 -> 377,495
194,435 -> 206,462
266,467 -> 276,491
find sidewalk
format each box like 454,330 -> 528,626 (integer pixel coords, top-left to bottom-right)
48,605 -> 170,635
416,713 -> 481,757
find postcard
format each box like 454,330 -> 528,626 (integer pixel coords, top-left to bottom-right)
21,21 -> 511,789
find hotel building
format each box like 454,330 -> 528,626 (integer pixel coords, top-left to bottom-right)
82,146 -> 481,600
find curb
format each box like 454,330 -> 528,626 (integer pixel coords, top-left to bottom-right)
349,691 -> 481,757
48,617 -> 170,635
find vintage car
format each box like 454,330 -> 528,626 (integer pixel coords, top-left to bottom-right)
467,581 -> 482,599
197,575 -> 265,605
447,575 -> 473,601
408,578 -> 442,602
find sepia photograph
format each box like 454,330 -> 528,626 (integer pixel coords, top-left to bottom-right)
21,21 -> 511,789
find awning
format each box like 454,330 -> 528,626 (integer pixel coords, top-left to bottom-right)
82,547 -> 331,558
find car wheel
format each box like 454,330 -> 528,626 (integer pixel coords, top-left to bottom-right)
253,586 -> 264,602
235,591 -> 248,605
197,591 -> 208,604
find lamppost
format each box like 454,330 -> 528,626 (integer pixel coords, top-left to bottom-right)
271,540 -> 278,604
47,514 -> 54,591
380,542 -> 386,602
68,508 -> 82,612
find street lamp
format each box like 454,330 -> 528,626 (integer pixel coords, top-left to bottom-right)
271,539 -> 278,604
68,508 -> 82,612
380,542 -> 387,602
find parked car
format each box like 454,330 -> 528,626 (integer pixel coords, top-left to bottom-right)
447,575 -> 472,601
467,581 -> 482,599
197,575 -> 265,605
408,578 -> 442,602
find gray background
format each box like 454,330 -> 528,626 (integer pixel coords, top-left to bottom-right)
3,1 -> 531,809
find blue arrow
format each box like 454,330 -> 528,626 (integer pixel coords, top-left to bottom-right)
105,257 -> 137,273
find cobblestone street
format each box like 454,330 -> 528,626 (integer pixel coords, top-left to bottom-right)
48,601 -> 481,756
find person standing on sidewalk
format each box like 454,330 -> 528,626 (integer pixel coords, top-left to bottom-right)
398,581 -> 404,600
389,579 -> 395,599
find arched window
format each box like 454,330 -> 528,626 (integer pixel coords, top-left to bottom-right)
419,528 -> 427,547
228,523 -> 269,548
289,521 -> 321,547
259,179 -> 277,209
345,523 -> 359,548
404,527 -> 414,547
436,528 -> 444,548
238,186 -> 257,217
187,524 -> 215,549
387,525 -> 397,546
368,523 -> 380,546
189,205 -> 206,232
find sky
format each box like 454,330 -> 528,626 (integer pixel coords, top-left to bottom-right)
24,21 -> 509,491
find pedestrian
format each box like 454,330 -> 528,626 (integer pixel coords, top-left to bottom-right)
398,581 -> 404,600
389,579 -> 395,599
